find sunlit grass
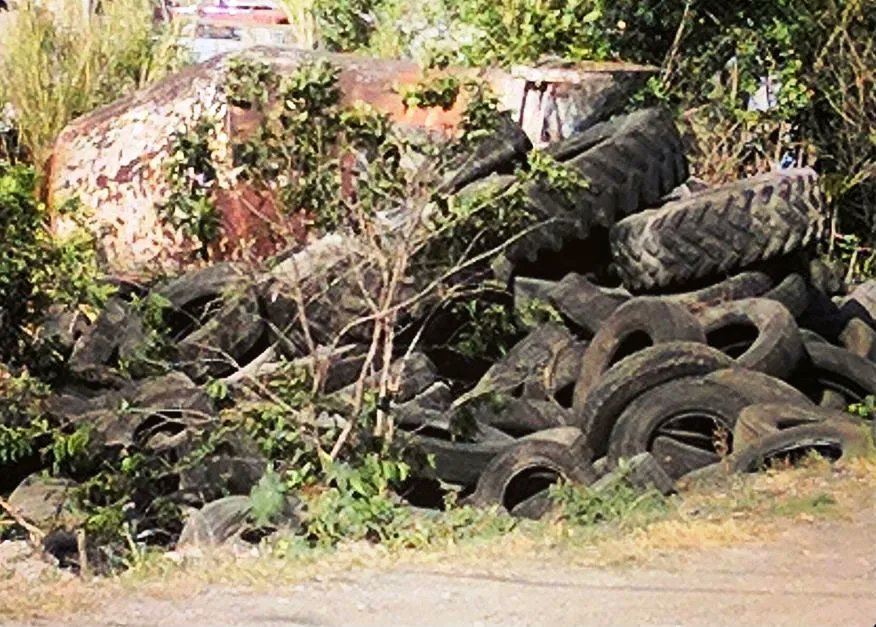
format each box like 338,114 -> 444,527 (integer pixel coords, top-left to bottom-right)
0,0 -> 190,172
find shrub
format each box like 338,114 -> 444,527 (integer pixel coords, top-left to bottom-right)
0,163 -> 110,369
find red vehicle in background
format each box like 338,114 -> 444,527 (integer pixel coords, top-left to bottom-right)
165,0 -> 289,26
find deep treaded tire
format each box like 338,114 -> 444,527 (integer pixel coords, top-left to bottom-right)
560,107 -> 689,228
610,168 -> 825,291
500,108 -> 688,270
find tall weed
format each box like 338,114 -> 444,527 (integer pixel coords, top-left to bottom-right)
0,0 -> 189,171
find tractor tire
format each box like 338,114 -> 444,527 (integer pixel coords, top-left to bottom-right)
559,107 -> 689,228
610,168 -> 825,291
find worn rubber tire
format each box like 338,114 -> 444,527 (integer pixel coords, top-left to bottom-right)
839,279 -> 876,327
651,437 -> 722,482
476,398 -> 571,438
573,297 -> 706,409
592,452 -> 676,496
468,427 -> 596,514
437,112 -> 532,195
696,298 -> 803,379
791,340 -> 876,406
508,489 -> 555,520
733,402 -> 860,451
808,258 -> 846,297
544,114 -> 622,162
513,276 -> 559,311
453,322 -> 583,410
607,371 -> 812,478
839,317 -> 876,362
559,108 -> 688,228
503,110 -> 687,269
626,452 -> 677,495
728,421 -> 869,473
414,436 -> 513,488
665,271 -> 775,309
572,342 -> 734,457
800,328 -> 830,345
547,273 -> 630,337
155,262 -> 248,314
397,410 -> 512,443
177,495 -> 253,547
797,287 -> 849,342
503,176 -> 590,264
762,273 -> 810,318
610,168 -> 825,291
177,286 -> 267,382
703,368 -> 813,407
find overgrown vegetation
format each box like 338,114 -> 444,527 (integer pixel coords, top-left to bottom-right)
309,0 -> 876,273
159,119 -> 222,258
1,57 -> 577,568
0,0 -> 190,170
0,163 -> 109,371
0,0 -> 874,580
229,57 -> 401,233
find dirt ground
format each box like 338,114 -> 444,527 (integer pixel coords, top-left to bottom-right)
10,500 -> 875,627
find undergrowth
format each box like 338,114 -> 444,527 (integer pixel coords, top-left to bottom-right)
0,163 -> 110,371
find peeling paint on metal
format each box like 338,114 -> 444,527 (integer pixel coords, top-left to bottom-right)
49,47 -> 654,276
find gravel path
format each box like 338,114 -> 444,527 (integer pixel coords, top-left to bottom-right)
19,504 -> 876,627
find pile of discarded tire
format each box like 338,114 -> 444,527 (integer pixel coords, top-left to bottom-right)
4,107 -> 876,544
399,107 -> 876,517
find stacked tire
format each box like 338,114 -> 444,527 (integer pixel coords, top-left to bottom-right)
402,106 -> 874,518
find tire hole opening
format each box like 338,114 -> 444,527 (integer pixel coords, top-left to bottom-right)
706,323 -> 759,359
165,294 -> 224,341
553,381 -> 575,408
654,412 -> 734,453
502,466 -> 561,512
775,418 -> 816,430
512,228 -> 618,283
794,370 -> 869,405
396,477 -> 455,510
611,330 -> 653,367
753,442 -> 843,471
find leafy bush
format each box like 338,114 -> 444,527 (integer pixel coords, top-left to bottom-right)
584,2 -> 874,263
221,57 -> 403,236
159,118 -> 221,259
0,163 -> 110,369
313,0 -> 378,51
0,373 -> 52,465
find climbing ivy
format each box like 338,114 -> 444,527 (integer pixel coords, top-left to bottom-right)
224,57 -> 406,233
158,118 -> 221,259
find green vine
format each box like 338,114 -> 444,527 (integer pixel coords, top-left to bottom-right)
158,118 -> 221,260
229,57 -> 403,232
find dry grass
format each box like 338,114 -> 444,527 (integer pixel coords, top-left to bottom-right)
2,456 -> 874,621
0,0 -> 188,170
